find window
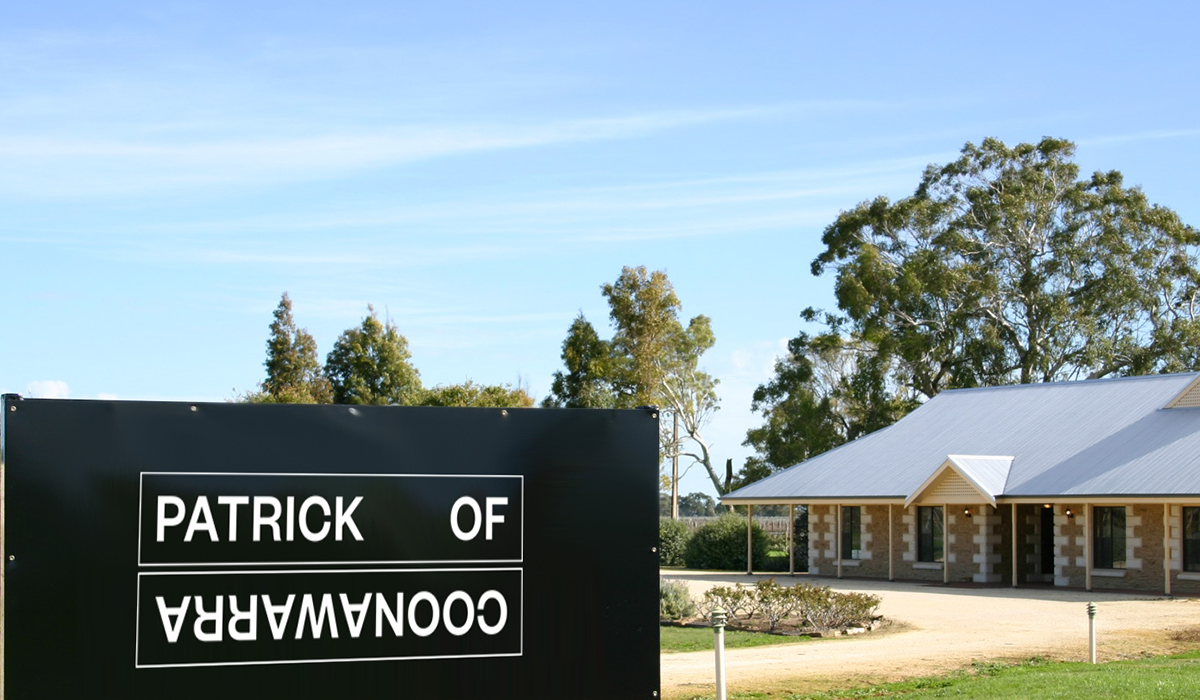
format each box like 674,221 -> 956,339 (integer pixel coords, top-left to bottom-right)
918,506 -> 943,563
841,506 -> 861,559
1093,506 -> 1126,569
1185,507 -> 1200,573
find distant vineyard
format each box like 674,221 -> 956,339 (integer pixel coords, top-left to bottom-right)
676,516 -> 795,536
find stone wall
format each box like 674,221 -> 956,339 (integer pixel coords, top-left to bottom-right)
806,504 -> 835,576
969,505 -> 1004,583
1055,506 -> 1085,587
856,505 -> 891,579
944,509 -> 976,583
1121,504 -> 1160,591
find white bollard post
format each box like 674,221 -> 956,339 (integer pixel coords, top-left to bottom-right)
711,606 -> 728,700
1087,602 -> 1097,664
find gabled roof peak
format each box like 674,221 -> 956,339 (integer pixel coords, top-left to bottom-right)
904,455 -> 1013,507
1165,374 -> 1200,409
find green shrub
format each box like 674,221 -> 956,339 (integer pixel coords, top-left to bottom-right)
658,517 -> 692,567
765,532 -> 789,551
659,578 -> 697,621
683,513 -> 769,570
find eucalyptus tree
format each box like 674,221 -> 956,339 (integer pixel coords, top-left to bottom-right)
545,266 -> 724,494
743,136 -> 1199,482
813,136 -> 1200,394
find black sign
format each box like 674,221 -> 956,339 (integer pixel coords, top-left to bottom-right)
1,398 -> 659,699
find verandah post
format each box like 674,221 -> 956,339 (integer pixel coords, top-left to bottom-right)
746,505 -> 753,575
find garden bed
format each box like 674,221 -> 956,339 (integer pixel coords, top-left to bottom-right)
661,577 -> 883,636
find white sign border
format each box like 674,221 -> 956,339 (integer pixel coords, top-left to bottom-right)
137,472 -> 525,567
134,566 -> 525,669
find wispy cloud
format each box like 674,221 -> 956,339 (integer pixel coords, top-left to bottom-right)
1,152 -> 935,276
0,106 -> 784,198
1078,128 -> 1200,147
49,154 -> 933,239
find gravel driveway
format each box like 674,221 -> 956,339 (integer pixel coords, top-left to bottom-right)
660,571 -> 1200,697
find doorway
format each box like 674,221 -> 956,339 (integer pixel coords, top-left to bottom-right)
1038,506 -> 1055,582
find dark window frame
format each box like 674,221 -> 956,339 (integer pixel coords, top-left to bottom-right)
1184,507 -> 1200,573
841,506 -> 861,560
917,506 -> 944,563
1093,506 -> 1126,570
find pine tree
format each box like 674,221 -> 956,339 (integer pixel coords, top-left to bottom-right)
253,292 -> 332,404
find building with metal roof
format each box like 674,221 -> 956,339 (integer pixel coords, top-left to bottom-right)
722,372 -> 1200,593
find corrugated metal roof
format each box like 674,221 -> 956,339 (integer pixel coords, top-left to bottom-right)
725,372 -> 1200,502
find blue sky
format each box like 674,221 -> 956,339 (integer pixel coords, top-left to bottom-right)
4,1 -> 1199,496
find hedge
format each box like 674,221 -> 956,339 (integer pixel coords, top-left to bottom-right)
683,513 -> 769,570
658,517 -> 692,567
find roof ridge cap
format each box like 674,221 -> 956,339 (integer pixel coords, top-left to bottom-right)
939,372 -> 1200,396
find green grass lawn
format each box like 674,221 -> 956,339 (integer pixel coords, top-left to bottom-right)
661,625 -> 810,653
672,652 -> 1200,699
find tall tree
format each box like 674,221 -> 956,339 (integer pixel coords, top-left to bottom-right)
744,136 -> 1199,484
251,292 -> 332,404
603,268 -> 722,493
324,306 -> 422,405
656,313 -> 721,494
601,267 -> 689,408
813,136 -> 1200,394
546,266 -> 724,493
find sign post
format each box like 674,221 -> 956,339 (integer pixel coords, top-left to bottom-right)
711,606 -> 728,700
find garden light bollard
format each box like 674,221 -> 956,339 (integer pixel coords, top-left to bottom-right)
1087,602 -> 1097,664
711,606 -> 728,700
